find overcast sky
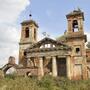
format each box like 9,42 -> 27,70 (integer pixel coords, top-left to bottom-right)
0,0 -> 90,67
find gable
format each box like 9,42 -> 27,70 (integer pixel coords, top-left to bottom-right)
25,37 -> 71,52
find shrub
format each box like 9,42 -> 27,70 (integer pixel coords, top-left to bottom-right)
0,75 -> 90,90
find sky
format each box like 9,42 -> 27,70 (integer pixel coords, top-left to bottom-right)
0,0 -> 90,67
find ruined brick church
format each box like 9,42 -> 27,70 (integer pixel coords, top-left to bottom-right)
2,9 -> 90,80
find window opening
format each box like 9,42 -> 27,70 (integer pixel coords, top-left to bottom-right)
25,27 -> 29,38
34,29 -> 36,40
72,20 -> 78,32
76,48 -> 80,53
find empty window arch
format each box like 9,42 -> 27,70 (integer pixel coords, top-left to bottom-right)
72,20 -> 79,32
25,27 -> 29,38
34,28 -> 36,40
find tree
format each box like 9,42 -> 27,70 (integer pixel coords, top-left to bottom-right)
87,42 -> 90,48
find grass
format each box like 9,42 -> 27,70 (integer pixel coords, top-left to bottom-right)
0,75 -> 90,90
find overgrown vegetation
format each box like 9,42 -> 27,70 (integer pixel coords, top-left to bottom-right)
87,42 -> 90,48
0,75 -> 90,90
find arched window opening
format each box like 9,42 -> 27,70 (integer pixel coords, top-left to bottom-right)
25,27 -> 29,38
40,44 -> 51,48
6,67 -> 16,75
45,44 -> 51,48
24,52 -> 26,56
76,48 -> 80,54
72,20 -> 79,32
34,29 -> 36,40
75,47 -> 81,55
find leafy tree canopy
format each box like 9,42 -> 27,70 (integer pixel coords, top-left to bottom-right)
87,42 -> 90,48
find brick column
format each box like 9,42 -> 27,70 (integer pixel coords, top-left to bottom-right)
52,56 -> 57,77
67,56 -> 71,79
39,57 -> 44,77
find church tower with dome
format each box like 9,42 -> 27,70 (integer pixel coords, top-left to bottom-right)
19,15 -> 39,66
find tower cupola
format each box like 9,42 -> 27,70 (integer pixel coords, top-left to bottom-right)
19,14 -> 39,66
66,9 -> 84,35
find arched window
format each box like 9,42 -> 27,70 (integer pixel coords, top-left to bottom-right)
34,28 -> 36,40
24,52 -> 26,56
25,27 -> 29,38
72,20 -> 78,32
6,67 -> 16,75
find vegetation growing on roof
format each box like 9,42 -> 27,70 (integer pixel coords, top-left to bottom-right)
87,42 -> 90,48
56,35 -> 66,42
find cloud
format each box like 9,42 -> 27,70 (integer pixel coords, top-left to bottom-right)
0,0 -> 30,23
0,25 -> 20,67
0,0 -> 30,67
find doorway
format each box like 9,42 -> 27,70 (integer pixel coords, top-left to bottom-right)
57,58 -> 67,77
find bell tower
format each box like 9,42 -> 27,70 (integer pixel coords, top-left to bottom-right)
66,9 -> 84,35
66,9 -> 87,79
19,15 -> 39,66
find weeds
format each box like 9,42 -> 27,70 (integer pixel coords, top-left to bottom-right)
0,75 -> 90,90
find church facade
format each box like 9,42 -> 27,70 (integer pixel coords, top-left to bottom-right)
18,9 -> 89,80
2,9 -> 90,80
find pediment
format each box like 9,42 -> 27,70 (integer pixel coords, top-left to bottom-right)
25,37 -> 71,52
32,37 -> 61,48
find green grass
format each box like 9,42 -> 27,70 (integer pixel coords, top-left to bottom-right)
0,75 -> 90,90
